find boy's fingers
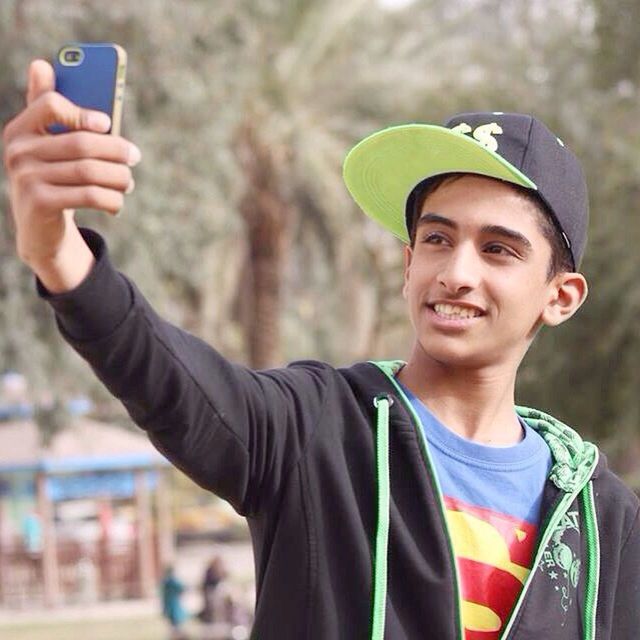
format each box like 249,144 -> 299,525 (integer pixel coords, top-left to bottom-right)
3,60 -> 112,145
36,159 -> 133,191
9,131 -> 138,166
29,183 -> 125,217
26,59 -> 55,105
3,91 -> 110,141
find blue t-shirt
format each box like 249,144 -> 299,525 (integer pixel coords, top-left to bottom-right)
400,383 -> 552,639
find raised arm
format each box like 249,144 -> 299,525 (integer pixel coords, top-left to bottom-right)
4,60 -> 328,517
36,229 -> 329,515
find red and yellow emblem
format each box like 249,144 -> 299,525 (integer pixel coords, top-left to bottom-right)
444,496 -> 538,640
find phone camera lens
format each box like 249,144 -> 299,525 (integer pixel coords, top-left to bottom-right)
59,46 -> 84,66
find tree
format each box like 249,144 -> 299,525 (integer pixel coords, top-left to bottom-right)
1,0 -> 638,479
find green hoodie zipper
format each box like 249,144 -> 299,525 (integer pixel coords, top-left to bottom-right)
371,361 -> 464,640
369,360 -> 600,640
371,394 -> 391,639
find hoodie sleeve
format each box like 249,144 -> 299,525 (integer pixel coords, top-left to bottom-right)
611,505 -> 640,639
37,228 -> 329,516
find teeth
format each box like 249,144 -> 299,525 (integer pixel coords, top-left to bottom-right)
433,303 -> 481,319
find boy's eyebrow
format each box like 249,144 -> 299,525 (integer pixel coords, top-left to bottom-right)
417,212 -> 533,251
481,224 -> 533,251
417,212 -> 456,230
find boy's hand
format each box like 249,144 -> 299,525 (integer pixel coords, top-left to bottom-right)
2,59 -> 140,287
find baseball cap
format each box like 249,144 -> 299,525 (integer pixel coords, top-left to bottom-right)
343,112 -> 588,269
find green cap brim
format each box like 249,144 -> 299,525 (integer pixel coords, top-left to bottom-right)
343,124 -> 536,243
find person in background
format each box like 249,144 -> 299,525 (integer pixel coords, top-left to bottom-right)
21,510 -> 42,557
161,566 -> 189,640
198,555 -> 227,624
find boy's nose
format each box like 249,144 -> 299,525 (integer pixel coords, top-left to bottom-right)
437,245 -> 482,293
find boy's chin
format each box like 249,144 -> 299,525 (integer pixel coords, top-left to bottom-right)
416,339 -> 498,370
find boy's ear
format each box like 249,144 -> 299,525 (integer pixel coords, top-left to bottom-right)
402,245 -> 413,300
541,272 -> 589,327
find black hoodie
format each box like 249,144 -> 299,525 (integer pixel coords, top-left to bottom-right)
39,230 -> 640,639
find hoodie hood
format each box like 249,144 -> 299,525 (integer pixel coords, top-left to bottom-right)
517,407 -> 599,493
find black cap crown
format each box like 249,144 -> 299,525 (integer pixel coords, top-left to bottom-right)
443,112 -> 588,269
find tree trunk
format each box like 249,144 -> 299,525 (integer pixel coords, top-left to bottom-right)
233,119 -> 291,369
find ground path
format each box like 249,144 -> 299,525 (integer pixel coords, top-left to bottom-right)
0,540 -> 254,628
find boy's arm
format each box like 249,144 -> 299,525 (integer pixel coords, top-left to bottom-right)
38,228 -> 329,516
5,60 -> 328,516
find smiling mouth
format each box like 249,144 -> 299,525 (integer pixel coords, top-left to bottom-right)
430,303 -> 483,320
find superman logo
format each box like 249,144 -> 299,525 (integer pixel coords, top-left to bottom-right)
444,496 -> 538,640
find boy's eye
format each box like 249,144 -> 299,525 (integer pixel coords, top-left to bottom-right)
421,232 -> 448,244
485,243 -> 515,256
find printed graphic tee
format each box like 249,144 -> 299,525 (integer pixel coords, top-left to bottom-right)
400,384 -> 553,640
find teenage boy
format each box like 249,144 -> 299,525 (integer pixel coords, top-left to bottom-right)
3,60 -> 639,640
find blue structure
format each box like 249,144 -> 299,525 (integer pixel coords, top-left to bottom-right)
0,417 -> 172,608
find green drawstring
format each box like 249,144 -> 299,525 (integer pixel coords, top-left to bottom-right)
371,395 -> 391,640
581,481 -> 600,640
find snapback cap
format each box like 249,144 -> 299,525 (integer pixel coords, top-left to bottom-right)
343,112 -> 589,269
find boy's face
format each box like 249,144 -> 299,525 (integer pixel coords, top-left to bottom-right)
402,174 -> 585,370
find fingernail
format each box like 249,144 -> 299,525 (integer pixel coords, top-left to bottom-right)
128,144 -> 142,166
125,178 -> 135,195
86,111 -> 111,132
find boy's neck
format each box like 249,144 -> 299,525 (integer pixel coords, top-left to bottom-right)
397,345 -> 524,446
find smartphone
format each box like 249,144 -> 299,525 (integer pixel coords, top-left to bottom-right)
52,42 -> 127,135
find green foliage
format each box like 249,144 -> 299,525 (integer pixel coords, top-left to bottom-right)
0,0 -> 638,477
591,0 -> 640,88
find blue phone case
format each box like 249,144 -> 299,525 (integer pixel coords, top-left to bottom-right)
52,43 -> 126,134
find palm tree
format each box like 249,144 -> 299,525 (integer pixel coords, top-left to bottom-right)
221,0 -> 459,367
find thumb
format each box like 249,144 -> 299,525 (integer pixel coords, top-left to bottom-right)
27,59 -> 55,105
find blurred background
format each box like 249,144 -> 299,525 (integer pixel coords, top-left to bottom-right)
0,0 -> 638,638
